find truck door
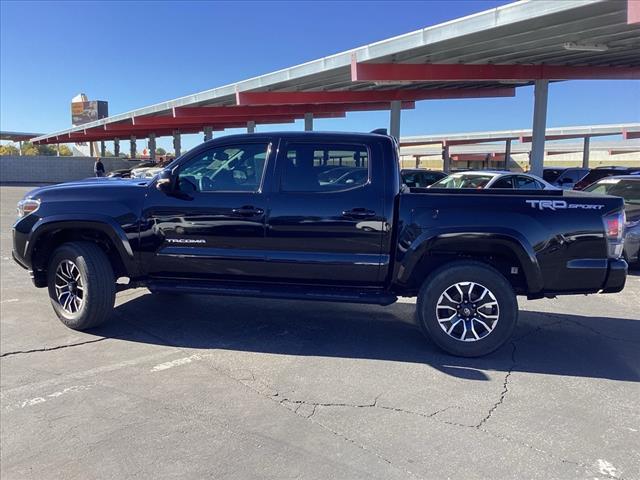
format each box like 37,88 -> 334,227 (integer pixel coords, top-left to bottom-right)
264,139 -> 387,284
141,139 -> 273,280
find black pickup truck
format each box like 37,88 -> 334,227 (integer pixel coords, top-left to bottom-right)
12,131 -> 628,356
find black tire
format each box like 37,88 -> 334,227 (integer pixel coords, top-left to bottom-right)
416,260 -> 518,357
47,241 -> 116,330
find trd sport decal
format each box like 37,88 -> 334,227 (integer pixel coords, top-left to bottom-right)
526,200 -> 604,211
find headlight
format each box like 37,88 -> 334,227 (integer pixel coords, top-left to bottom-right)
17,198 -> 40,218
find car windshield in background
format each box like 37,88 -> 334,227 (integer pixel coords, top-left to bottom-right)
584,179 -> 640,204
430,174 -> 494,189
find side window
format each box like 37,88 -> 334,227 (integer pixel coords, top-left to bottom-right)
281,143 -> 369,192
177,143 -> 269,193
492,176 -> 514,189
516,176 -> 541,190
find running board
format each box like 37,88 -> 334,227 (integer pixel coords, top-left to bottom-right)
147,279 -> 397,306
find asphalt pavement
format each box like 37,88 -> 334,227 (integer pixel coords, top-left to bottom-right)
1,185 -> 639,480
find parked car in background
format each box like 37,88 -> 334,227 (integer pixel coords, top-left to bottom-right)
401,169 -> 447,188
131,158 -> 173,179
543,167 -> 590,190
107,161 -> 157,178
584,175 -> 640,265
573,166 -> 640,190
429,171 -> 556,190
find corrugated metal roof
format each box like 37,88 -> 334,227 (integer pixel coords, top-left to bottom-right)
33,0 -> 640,143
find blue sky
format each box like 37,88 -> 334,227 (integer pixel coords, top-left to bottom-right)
1,0 -> 639,152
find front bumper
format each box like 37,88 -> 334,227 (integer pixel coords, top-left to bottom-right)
601,258 -> 627,293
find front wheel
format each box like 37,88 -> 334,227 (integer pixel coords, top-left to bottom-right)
47,242 -> 116,330
417,261 -> 518,357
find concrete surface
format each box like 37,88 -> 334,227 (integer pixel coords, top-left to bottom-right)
1,185 -> 638,480
0,156 -> 134,184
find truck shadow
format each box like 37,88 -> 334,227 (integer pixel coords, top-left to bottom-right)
99,292 -> 640,383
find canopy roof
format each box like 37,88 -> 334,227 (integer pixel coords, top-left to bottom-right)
32,0 -> 640,145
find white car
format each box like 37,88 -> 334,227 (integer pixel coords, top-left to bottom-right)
430,170 -> 557,190
131,159 -> 172,179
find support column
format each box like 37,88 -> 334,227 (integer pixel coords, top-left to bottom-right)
415,155 -> 420,169
582,136 -> 591,168
203,126 -> 213,142
90,142 -> 94,157
504,139 -> 512,171
173,131 -> 181,156
442,145 -> 451,173
304,113 -> 314,131
114,138 -> 120,157
148,133 -> 157,161
100,141 -> 106,157
19,141 -> 23,156
389,100 -> 401,139
247,121 -> 255,134
130,136 -> 136,159
56,144 -> 60,157
530,79 -> 549,177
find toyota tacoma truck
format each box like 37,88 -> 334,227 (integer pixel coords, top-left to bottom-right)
12,131 -> 628,357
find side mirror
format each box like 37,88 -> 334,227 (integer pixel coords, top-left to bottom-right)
156,169 -> 174,194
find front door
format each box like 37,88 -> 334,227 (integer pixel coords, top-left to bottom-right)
141,139 -> 273,280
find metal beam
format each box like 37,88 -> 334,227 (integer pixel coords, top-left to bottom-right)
130,136 -> 136,159
236,87 -> 515,105
247,121 -> 255,134
389,101 -> 401,139
442,145 -> 451,173
304,113 -> 313,131
132,112 -> 341,127
582,136 -> 591,168
530,80 -> 549,176
203,126 -> 213,141
174,102 -> 416,118
114,138 -> 120,157
351,61 -> 640,82
504,139 -> 511,170
173,131 -> 181,156
149,133 -> 156,160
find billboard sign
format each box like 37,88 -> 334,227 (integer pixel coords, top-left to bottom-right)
71,100 -> 108,126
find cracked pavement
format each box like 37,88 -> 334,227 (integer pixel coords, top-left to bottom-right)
2,185 -> 639,479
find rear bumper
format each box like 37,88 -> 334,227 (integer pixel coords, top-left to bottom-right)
601,258 -> 627,293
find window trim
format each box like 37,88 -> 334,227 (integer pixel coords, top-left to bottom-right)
175,141 -> 272,194
277,141 -> 373,194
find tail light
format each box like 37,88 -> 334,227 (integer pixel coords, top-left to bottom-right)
603,210 -> 625,258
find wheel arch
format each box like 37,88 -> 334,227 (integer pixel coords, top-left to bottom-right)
27,217 -> 137,287
395,229 -> 544,296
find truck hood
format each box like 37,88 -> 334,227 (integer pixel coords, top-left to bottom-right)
25,177 -> 151,200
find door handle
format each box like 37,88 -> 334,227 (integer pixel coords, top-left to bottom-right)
232,206 -> 264,217
342,208 -> 376,219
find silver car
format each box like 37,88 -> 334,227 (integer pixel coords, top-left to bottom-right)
430,170 -> 557,190
584,175 -> 640,265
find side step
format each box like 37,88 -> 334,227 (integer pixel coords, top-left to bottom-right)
147,279 -> 397,306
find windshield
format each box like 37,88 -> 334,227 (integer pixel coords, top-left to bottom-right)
430,173 -> 495,189
584,179 -> 640,205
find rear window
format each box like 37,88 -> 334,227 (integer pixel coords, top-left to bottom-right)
585,179 -> 640,204
431,174 -> 494,189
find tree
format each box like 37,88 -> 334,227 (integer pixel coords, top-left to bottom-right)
0,143 -> 20,156
156,147 -> 166,156
58,145 -> 73,156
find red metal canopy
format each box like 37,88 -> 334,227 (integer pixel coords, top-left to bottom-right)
351,60 -> 640,82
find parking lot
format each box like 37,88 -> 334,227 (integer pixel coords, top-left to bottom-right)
1,184 -> 638,479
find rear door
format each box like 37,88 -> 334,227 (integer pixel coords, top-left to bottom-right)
264,138 -> 387,284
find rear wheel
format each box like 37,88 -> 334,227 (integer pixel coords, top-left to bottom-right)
417,261 -> 517,357
47,242 -> 115,330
